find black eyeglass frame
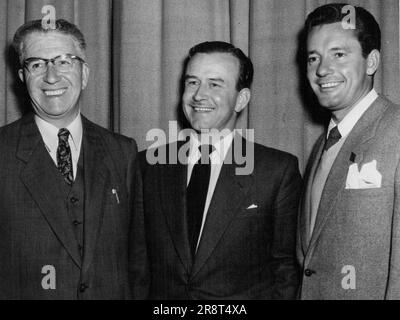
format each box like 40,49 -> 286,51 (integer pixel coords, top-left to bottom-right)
22,54 -> 86,74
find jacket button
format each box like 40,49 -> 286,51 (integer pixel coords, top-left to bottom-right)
73,220 -> 81,226
79,283 -> 88,292
70,197 -> 79,204
304,269 -> 315,277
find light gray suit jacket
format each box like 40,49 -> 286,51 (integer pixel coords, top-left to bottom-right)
297,95 -> 400,300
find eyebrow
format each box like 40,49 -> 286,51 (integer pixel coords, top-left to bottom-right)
184,75 -> 197,81
184,75 -> 225,83
24,56 -> 46,60
208,78 -> 225,83
329,46 -> 347,51
308,46 -> 349,55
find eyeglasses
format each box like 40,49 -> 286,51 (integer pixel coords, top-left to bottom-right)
23,54 -> 85,75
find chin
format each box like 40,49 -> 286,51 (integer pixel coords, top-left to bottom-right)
317,97 -> 337,108
195,123 -> 214,131
191,125 -> 204,133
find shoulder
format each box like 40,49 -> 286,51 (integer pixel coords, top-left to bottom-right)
240,140 -> 302,190
0,115 -> 29,147
379,94 -> 399,109
382,97 -> 400,119
373,95 -> 400,119
0,115 -> 26,134
249,140 -> 299,170
372,96 -> 400,139
233,138 -> 300,180
82,116 -> 138,154
138,141 -> 180,172
254,141 -> 297,162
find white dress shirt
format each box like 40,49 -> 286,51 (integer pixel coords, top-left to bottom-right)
35,114 -> 83,180
187,130 -> 235,251
327,88 -> 378,140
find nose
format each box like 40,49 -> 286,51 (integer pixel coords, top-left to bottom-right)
193,83 -> 208,102
43,62 -> 61,84
316,57 -> 333,77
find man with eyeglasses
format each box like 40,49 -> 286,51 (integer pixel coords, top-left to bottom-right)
0,19 -> 147,299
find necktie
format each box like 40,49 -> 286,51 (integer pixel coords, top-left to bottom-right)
57,128 -> 74,185
309,125 -> 342,236
324,126 -> 342,151
187,144 -> 214,259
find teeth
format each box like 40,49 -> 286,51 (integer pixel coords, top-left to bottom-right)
44,89 -> 66,96
320,82 -> 341,89
194,107 -> 213,112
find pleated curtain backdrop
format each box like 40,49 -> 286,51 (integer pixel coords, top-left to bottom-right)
0,0 -> 398,172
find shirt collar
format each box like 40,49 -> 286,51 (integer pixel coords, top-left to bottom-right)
189,130 -> 235,164
34,113 -> 83,153
328,89 -> 378,138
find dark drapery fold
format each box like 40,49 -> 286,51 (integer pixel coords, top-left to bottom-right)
1,0 -> 398,172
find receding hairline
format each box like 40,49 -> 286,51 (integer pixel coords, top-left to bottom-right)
186,52 -> 242,87
188,51 -> 241,65
18,30 -> 86,63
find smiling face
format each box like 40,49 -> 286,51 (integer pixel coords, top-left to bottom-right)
182,52 -> 250,132
307,22 -> 379,122
18,31 -> 89,128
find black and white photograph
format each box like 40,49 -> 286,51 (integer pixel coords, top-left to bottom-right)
0,0 -> 399,309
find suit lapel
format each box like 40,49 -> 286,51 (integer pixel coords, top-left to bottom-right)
308,96 -> 389,252
159,142 -> 192,273
191,136 -> 253,278
17,114 -> 82,267
300,134 -> 325,252
81,117 -> 110,272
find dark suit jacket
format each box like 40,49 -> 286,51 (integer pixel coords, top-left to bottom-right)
297,95 -> 400,299
0,113 -> 143,299
138,136 -> 302,299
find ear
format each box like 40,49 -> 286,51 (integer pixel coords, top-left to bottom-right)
234,88 -> 251,113
81,63 -> 90,90
366,49 -> 380,76
18,69 -> 25,83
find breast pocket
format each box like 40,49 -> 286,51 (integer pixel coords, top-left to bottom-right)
106,185 -> 130,208
340,186 -> 391,211
235,207 -> 260,218
337,186 -> 392,233
103,186 -> 130,235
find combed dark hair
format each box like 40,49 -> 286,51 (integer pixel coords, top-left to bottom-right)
304,3 -> 381,57
12,19 -> 86,64
188,41 -> 254,91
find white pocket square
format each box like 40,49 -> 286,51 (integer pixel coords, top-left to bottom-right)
247,204 -> 258,209
345,160 -> 382,189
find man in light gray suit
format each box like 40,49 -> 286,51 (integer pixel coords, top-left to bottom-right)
297,3 -> 400,299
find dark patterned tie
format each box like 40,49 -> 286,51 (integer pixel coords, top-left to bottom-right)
57,128 -> 73,185
187,144 -> 214,259
324,126 -> 342,151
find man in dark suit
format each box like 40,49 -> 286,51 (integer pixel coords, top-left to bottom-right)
139,41 -> 301,299
297,3 -> 400,299
0,19 -> 145,299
